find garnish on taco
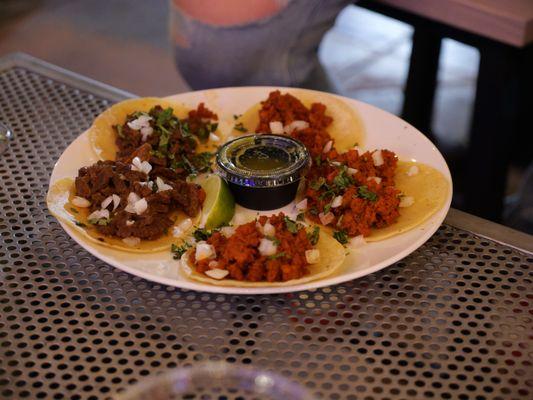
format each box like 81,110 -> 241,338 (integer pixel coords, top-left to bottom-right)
180,213 -> 345,287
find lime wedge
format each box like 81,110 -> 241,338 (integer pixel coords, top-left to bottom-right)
198,174 -> 235,229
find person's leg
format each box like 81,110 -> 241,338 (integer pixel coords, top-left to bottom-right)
169,0 -> 349,90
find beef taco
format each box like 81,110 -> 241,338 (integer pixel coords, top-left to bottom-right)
179,213 -> 345,287
46,159 -> 205,252
301,148 -> 449,243
89,97 -> 221,176
233,89 -> 365,157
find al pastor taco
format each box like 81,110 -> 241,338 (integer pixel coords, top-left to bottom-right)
179,213 -> 345,287
301,148 -> 449,243
47,159 -> 205,252
233,89 -> 365,157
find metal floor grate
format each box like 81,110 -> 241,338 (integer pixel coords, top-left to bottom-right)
0,65 -> 532,400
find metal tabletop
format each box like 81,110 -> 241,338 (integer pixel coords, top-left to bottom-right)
0,53 -> 531,400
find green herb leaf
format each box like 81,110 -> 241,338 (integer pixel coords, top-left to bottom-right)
314,156 -> 322,166
115,124 -> 125,138
171,242 -> 191,260
333,230 -> 348,245
296,212 -> 305,222
310,177 -> 326,191
323,203 -> 332,214
307,226 -> 320,245
74,221 -> 86,228
284,216 -> 299,234
333,169 -> 354,190
156,107 -> 174,127
265,235 -> 280,246
358,185 -> 378,202
193,228 -> 212,241
268,252 -> 287,260
234,122 -> 247,132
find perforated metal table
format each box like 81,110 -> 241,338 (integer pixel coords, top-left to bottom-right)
0,53 -> 532,400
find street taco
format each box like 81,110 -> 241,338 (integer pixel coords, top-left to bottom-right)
46,159 -> 205,252
89,97 -> 221,176
301,148 -> 449,243
179,213 -> 345,287
233,89 -> 365,157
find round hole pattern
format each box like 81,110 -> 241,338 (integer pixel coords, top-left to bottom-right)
0,66 -> 532,400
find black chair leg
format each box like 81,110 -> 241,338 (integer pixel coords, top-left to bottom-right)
464,44 -> 520,221
401,27 -> 442,142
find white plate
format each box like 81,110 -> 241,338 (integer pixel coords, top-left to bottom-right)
49,87 -> 452,294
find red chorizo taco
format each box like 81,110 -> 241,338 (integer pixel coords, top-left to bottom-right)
300,148 -> 450,243
179,213 -> 345,287
46,159 -> 205,252
89,97 -> 221,176
233,89 -> 365,157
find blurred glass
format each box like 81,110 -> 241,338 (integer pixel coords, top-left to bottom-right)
0,121 -> 12,155
114,362 -> 317,400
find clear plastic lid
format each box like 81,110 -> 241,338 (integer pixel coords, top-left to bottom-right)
216,134 -> 310,188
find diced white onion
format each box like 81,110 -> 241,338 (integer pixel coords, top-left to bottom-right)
372,150 -> 384,166
208,260 -> 219,268
195,242 -> 216,261
284,120 -> 309,134
72,196 -> 91,208
140,126 -> 153,141
258,238 -> 277,256
347,168 -> 358,176
323,140 -> 333,154
331,196 -> 343,208
156,176 -> 173,192
263,222 -> 276,236
126,220 -> 135,226
368,176 -> 382,184
131,157 -> 152,175
88,209 -> 109,221
269,121 -> 284,134
205,268 -> 229,280
407,165 -> 419,176
122,236 -> 140,247
295,198 -> 308,211
112,194 -> 121,211
220,226 -> 235,238
399,196 -> 415,208
178,218 -> 193,232
209,133 -> 220,142
128,192 -> 141,204
348,235 -> 366,248
101,195 -> 114,210
134,198 -> 148,215
319,212 -> 335,226
330,161 -> 341,167
127,115 -> 152,131
305,249 -> 320,264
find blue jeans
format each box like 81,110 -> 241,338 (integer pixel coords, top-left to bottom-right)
170,0 -> 349,90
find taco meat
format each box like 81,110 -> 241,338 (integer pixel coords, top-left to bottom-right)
304,148 -> 401,238
190,213 -> 320,282
114,104 -> 218,176
255,91 -> 334,158
74,160 -> 205,240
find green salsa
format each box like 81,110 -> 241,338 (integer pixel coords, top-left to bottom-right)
236,145 -> 290,171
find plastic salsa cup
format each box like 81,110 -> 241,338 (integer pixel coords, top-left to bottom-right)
216,134 -> 310,210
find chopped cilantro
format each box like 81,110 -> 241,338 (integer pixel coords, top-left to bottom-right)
265,235 -> 280,246
193,228 -> 212,241
284,216 -> 299,234
196,126 -> 209,142
333,169 -> 354,190
296,212 -> 305,222
191,152 -> 214,173
310,177 -> 326,191
307,226 -> 320,245
314,156 -> 322,166
171,242 -> 191,260
333,230 -> 349,245
156,107 -> 174,127
268,252 -> 287,260
358,185 -> 378,202
74,221 -> 86,228
323,203 -> 332,214
234,122 -> 247,132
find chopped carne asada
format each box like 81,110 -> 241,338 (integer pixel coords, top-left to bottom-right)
74,160 -> 205,240
114,104 -> 218,176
